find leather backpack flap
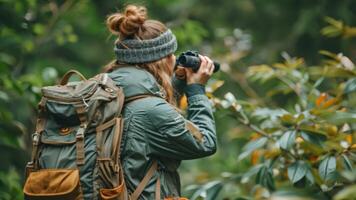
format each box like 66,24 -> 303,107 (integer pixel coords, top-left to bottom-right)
23,169 -> 83,200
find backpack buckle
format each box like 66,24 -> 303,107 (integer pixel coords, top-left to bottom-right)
76,127 -> 85,139
32,132 -> 40,144
26,161 -> 34,168
114,163 -> 121,173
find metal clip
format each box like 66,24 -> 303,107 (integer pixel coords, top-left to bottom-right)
26,161 -> 34,168
76,127 -> 85,139
32,132 -> 40,144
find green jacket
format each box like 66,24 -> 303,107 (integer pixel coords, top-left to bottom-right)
108,66 -> 217,199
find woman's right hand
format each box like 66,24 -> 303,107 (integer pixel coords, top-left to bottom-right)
185,55 -> 214,85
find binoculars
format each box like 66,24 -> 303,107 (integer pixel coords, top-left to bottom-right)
176,51 -> 220,73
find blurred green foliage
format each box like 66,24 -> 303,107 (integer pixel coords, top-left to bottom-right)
0,0 -> 355,199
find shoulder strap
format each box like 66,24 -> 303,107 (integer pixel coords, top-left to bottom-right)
124,94 -> 159,104
123,94 -> 162,200
103,94 -> 161,200
130,160 -> 160,200
27,97 -> 47,174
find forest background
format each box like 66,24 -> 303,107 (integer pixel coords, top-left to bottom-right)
1,0 -> 356,199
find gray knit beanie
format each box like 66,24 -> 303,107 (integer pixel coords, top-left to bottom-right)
114,29 -> 178,64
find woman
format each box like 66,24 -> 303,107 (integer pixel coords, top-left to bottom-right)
105,5 -> 217,200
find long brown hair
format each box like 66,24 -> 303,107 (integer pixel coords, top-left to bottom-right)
104,5 -> 175,105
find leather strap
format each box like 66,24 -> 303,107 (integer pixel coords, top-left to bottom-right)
29,118 -> 45,169
124,94 -> 156,104
96,88 -> 124,157
95,94 -> 161,199
115,88 -> 125,117
155,173 -> 161,200
130,161 -> 158,200
75,106 -> 87,125
125,94 -> 162,200
75,126 -> 85,166
96,118 -> 116,156
96,118 -> 116,133
112,118 -> 124,167
75,105 -> 87,166
60,70 -> 87,85
29,97 -> 47,170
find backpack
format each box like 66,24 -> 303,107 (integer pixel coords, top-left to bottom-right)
23,70 -> 161,200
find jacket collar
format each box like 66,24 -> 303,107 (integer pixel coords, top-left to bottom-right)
108,66 -> 166,99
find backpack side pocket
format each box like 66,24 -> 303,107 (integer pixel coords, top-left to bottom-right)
23,169 -> 83,200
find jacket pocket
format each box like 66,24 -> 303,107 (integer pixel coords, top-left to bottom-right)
23,169 -> 83,200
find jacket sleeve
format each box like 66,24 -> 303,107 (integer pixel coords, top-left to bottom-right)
146,86 -> 217,160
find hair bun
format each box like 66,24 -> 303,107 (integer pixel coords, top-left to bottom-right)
107,5 -> 147,37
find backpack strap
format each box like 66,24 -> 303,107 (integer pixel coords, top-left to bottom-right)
74,105 -> 88,166
125,94 -> 162,200
112,88 -> 125,164
130,160 -> 160,200
155,173 -> 161,200
96,93 -> 162,200
26,97 -> 47,175
96,88 -> 125,163
124,94 -> 157,104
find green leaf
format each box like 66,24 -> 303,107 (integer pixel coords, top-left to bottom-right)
0,53 -> 16,66
23,40 -> 34,52
341,154 -> 353,171
279,130 -> 296,150
318,156 -> 336,180
324,17 -> 343,29
288,161 -> 308,183
173,20 -> 208,47
333,184 -> 356,200
308,66 -> 356,78
313,77 -> 325,88
319,50 -> 340,60
0,168 -> 23,200
305,168 -> 315,184
321,111 -> 356,125
255,165 -> 275,190
247,65 -> 275,82
41,67 -> 58,82
252,108 -> 288,121
344,78 -> 356,94
300,131 -> 326,146
280,114 -> 296,127
238,137 -> 268,161
241,164 -> 263,183
190,180 -> 223,200
33,23 -> 45,35
340,170 -> 356,182
0,91 -> 9,102
67,34 -> 78,43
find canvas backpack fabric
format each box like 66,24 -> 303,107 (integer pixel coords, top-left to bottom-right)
23,70 -> 160,200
